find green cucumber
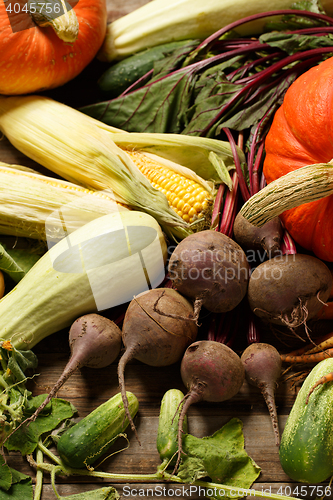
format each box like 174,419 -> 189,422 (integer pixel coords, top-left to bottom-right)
279,358 -> 333,483
157,388 -> 187,465
98,40 -> 195,97
57,391 -> 139,469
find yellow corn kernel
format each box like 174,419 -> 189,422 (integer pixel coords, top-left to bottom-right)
124,149 -> 213,224
177,199 -> 185,211
188,207 -> 197,218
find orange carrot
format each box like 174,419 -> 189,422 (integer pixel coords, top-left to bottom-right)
305,334 -> 333,355
283,331 -> 333,357
306,372 -> 333,404
281,348 -> 333,364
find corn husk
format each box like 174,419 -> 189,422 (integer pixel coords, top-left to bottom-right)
98,131 -> 241,189
0,162 -> 128,244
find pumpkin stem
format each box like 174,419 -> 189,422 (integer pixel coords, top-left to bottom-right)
28,0 -> 79,43
240,162 -> 333,226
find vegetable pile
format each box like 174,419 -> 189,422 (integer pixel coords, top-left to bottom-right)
0,0 -> 333,499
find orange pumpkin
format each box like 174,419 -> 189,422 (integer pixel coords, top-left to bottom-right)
0,0 -> 107,95
263,56 -> 333,262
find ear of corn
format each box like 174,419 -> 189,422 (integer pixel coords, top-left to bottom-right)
0,95 -> 193,240
96,130 -> 242,187
0,95 -> 241,240
0,162 -> 128,244
124,149 -> 213,226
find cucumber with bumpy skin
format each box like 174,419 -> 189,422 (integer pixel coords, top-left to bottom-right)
157,388 -> 187,465
279,358 -> 333,484
57,391 -> 139,469
98,40 -> 196,97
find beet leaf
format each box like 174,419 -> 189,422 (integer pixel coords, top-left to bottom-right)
81,8 -> 333,144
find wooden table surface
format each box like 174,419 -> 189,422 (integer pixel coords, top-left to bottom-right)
0,1 -> 332,499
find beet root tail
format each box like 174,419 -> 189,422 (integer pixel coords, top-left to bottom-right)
172,388 -> 202,476
117,348 -> 141,445
4,358 -> 79,444
261,385 -> 280,446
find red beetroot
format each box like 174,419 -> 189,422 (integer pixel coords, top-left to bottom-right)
241,343 -> 282,445
174,340 -> 245,471
233,212 -> 283,258
117,288 -> 198,443
9,314 -> 122,433
168,230 -> 250,320
247,254 -> 333,328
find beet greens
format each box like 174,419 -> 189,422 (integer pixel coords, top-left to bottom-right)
81,8 -> 333,192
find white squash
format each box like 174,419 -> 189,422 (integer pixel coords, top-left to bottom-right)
99,0 -> 333,61
0,211 -> 167,349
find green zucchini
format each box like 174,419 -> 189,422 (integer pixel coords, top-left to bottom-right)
279,358 -> 333,483
98,40 -> 196,97
156,388 -> 187,465
57,391 -> 139,469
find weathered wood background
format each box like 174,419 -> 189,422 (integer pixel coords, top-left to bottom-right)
0,1 -> 332,499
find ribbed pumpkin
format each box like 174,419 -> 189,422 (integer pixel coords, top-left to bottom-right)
263,56 -> 333,262
0,0 -> 107,95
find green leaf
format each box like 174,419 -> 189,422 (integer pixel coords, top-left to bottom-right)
0,239 -> 45,284
10,467 -> 31,485
0,475 -> 32,500
45,417 -> 79,447
264,0 -> 329,30
5,396 -> 76,455
151,39 -> 199,80
0,456 -> 12,491
0,244 -> 25,283
11,349 -> 38,374
0,455 -> 32,499
260,31 -> 333,55
0,480 -> 33,500
59,486 -> 120,500
214,74 -> 296,135
5,248 -> 41,275
177,418 -> 261,498
81,68 -> 195,134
